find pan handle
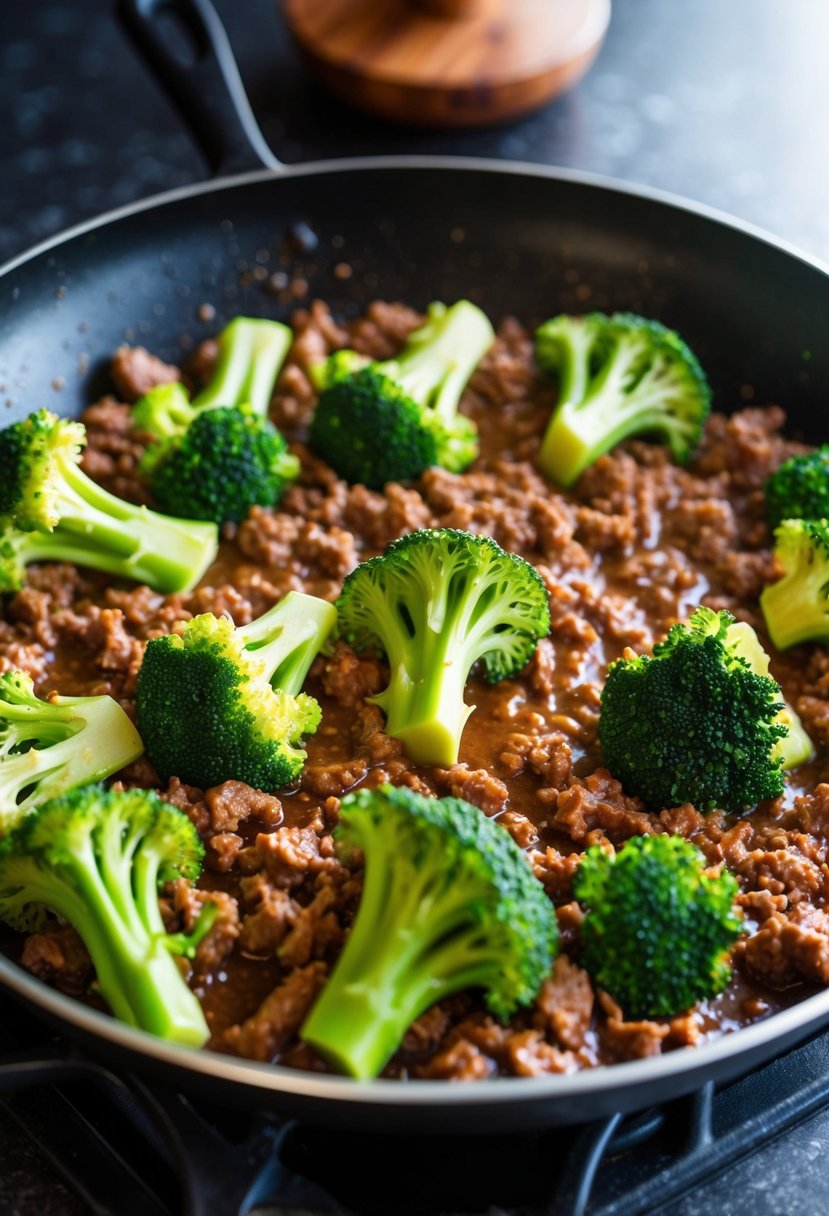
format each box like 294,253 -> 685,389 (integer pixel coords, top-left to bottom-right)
117,0 -> 282,177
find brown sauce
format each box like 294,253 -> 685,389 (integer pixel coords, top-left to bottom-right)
5,302 -> 829,1081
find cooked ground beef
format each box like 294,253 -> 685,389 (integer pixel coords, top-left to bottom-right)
4,300 -> 829,1081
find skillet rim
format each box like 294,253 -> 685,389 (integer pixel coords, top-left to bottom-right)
2,154 -> 829,283
3,153 -> 829,1108
2,947 -> 829,1105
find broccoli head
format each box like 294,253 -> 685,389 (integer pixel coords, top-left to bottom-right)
573,834 -> 742,1019
0,410 -> 218,594
136,590 -> 336,790
299,785 -> 558,1079
309,301 -> 494,489
131,315 -> 298,527
598,607 -> 789,813
0,784 -> 213,1044
336,528 -> 550,767
760,518 -> 829,650
534,312 -> 711,487
139,399 -> 299,525
0,671 -> 144,830
764,447 -> 829,530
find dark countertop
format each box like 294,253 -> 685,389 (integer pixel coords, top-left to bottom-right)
3,0 -> 829,266
2,2 -> 829,1214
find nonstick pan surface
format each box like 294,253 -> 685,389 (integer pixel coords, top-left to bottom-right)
1,0 -> 829,1133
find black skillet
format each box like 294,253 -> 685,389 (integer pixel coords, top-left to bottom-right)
0,0 -> 829,1134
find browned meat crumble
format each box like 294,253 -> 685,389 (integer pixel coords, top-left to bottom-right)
4,299 -> 829,1080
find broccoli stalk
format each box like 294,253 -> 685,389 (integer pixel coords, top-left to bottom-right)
535,312 -> 711,487
300,785 -> 558,1079
309,301 -> 494,489
136,590 -> 336,790
0,411 -> 218,594
573,834 -> 742,1019
760,518 -> 829,650
191,316 -> 293,415
0,671 -> 144,830
336,528 -> 550,767
725,621 -> 814,766
0,785 -> 213,1045
598,606 -> 790,813
764,447 -> 829,529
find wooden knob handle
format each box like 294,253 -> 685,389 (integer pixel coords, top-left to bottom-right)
284,0 -> 612,129
411,0 -> 481,16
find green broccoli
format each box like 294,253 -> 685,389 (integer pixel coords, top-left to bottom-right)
598,607 -> 790,813
336,528 -> 550,767
534,312 -> 711,487
138,400 -> 299,526
0,671 -> 144,830
308,301 -> 494,489
0,411 -> 218,595
130,316 -> 298,526
764,447 -> 829,530
726,620 -> 814,767
760,518 -> 829,649
136,590 -> 336,790
132,316 -> 292,439
0,785 -> 212,1045
189,316 -> 292,415
300,785 -> 558,1079
573,834 -> 742,1019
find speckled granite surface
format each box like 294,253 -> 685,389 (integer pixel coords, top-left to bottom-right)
3,0 -> 829,265
1,1 -> 829,1213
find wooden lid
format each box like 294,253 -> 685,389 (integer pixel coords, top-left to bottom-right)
283,0 -> 611,128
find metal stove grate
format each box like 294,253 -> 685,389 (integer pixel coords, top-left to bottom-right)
1,991 -> 829,1216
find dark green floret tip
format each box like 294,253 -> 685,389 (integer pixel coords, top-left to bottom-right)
143,404 -> 300,525
764,447 -> 829,530
135,591 -> 335,791
534,311 -> 710,487
309,366 -> 439,489
0,784 -> 211,1045
574,833 -> 742,1019
299,784 -> 557,1078
308,301 -> 494,489
132,317 -> 296,526
598,606 -> 788,813
335,528 -> 550,765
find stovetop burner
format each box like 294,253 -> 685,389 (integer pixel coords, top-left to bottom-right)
1,990 -> 829,1216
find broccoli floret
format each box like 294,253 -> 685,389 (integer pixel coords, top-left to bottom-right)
136,590 -> 336,790
764,448 -> 829,530
132,381 -> 195,440
0,785 -> 212,1044
299,785 -> 558,1078
534,312 -> 711,487
132,316 -> 298,526
573,834 -> 742,1019
139,402 -> 299,525
336,528 -> 550,767
725,620 -> 814,767
598,607 -> 789,813
191,316 -> 293,416
760,519 -> 829,650
0,671 -> 144,830
308,301 -> 494,489
0,411 -> 218,594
